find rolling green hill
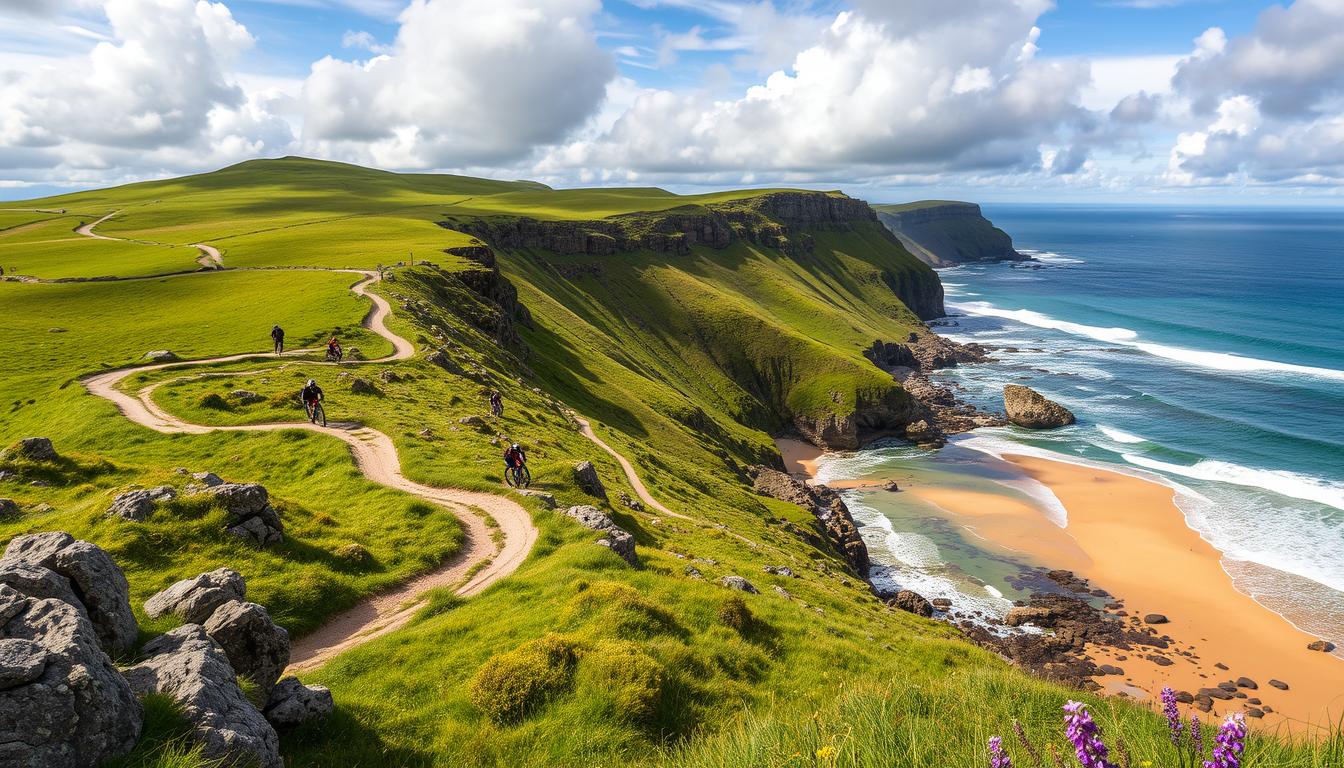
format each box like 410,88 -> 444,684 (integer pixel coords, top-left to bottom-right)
1,158 -> 1333,768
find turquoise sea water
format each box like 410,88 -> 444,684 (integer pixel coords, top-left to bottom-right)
822,205 -> 1344,644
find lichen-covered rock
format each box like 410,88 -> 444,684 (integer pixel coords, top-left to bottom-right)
205,484 -> 284,547
563,505 -> 637,566
144,568 -> 246,625
144,350 -> 180,362
1003,385 -> 1075,429
263,676 -> 334,727
15,437 -> 57,462
124,625 -> 281,768
228,390 -> 265,405
0,563 -> 83,616
0,589 -> 143,767
574,461 -> 606,498
107,485 -> 177,522
720,575 -> 759,593
891,590 -> 933,618
517,489 -> 557,508
192,472 -> 224,488
202,600 -> 290,698
2,532 -> 138,654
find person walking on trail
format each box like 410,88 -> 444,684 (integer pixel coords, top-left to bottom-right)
489,390 -> 503,417
271,325 -> 285,355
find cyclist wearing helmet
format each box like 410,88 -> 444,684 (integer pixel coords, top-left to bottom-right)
503,442 -> 526,473
300,379 -> 323,408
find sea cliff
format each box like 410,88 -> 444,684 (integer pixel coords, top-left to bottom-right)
874,201 -> 1027,267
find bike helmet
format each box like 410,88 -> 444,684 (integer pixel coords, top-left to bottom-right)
306,379 -> 316,387
511,443 -> 520,450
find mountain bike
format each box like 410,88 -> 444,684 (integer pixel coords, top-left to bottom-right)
304,398 -> 326,427
505,463 -> 531,488
326,347 -> 343,363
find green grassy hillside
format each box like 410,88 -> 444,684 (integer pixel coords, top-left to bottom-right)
2,158 -> 1336,768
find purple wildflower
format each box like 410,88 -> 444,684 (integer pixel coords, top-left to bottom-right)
1202,713 -> 1247,768
1161,687 -> 1183,746
1190,715 -> 1203,755
990,736 -> 1014,768
1063,700 -> 1118,768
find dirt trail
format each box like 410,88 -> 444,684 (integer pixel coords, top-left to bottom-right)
77,210 -> 223,269
76,222 -> 538,671
574,417 -> 690,522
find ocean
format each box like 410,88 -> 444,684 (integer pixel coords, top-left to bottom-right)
816,205 -> 1344,645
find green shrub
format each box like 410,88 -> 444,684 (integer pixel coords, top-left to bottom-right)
197,393 -> 230,411
581,640 -> 666,725
565,581 -> 681,639
469,634 -> 578,723
717,596 -> 752,634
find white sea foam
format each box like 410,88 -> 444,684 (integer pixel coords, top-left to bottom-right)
953,300 -> 1344,383
1021,249 -> 1086,265
1121,454 -> 1344,513
1098,425 -> 1146,444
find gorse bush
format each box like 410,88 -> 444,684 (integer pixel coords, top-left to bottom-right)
565,580 -> 681,639
717,595 -> 752,634
581,640 -> 667,725
197,393 -> 230,411
469,634 -> 578,724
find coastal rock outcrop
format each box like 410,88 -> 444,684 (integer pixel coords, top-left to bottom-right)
1003,385 -> 1075,429
563,505 -> 637,566
2,532 -> 138,654
125,625 -> 282,768
874,201 -> 1027,267
748,466 -> 869,575
861,333 -> 1005,445
0,587 -> 143,767
145,568 -> 247,624
891,590 -> 934,618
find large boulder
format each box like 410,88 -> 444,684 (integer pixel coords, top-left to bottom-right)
107,486 -> 177,522
1003,385 -> 1075,429
124,625 -> 281,768
0,563 -> 84,615
202,600 -> 290,698
15,437 -> 57,462
0,587 -> 143,767
721,575 -> 759,593
574,461 -> 606,498
2,532 -> 137,654
891,590 -> 934,618
144,568 -> 246,625
204,484 -> 284,547
0,499 -> 18,520
563,505 -> 637,566
263,676 -> 334,727
748,466 -> 870,575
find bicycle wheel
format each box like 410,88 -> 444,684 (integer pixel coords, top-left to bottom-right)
504,466 -> 517,487
519,465 -> 531,488
314,402 -> 326,427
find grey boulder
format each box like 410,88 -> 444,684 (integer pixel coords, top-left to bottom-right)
0,499 -> 19,519
0,589 -> 143,768
891,590 -> 934,618
721,575 -> 759,593
202,600 -> 290,698
125,624 -> 281,768
205,484 -> 284,547
1003,385 -> 1075,429
264,676 -> 334,727
107,485 -> 177,522
2,532 -> 138,654
563,505 -> 637,566
144,568 -> 246,625
574,461 -> 606,498
15,437 -> 57,462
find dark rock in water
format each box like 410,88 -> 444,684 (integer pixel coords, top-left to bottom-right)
202,600 -> 290,699
563,505 -> 636,566
720,575 -> 758,594
1307,639 -> 1336,652
125,625 -> 281,768
891,590 -> 933,618
748,466 -> 869,575
2,532 -> 138,654
1175,690 -> 1194,704
264,676 -> 333,727
1268,678 -> 1290,690
107,486 -> 177,522
14,437 -> 57,462
1003,385 -> 1075,429
1245,707 -> 1265,719
1236,676 -> 1258,689
1143,613 -> 1169,625
931,597 -> 953,610
0,588 -> 143,767
1098,664 -> 1124,676
573,461 -> 606,499
145,568 -> 247,625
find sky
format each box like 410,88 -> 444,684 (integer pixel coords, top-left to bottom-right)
1,0 -> 1342,204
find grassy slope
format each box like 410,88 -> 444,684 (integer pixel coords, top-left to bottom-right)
2,159 -> 1336,768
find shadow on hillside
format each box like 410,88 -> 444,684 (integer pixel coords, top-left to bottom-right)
280,705 -> 432,768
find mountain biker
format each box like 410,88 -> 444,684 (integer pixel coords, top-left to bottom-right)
300,379 -> 324,412
503,442 -> 526,477
326,337 -> 343,362
489,390 -> 503,416
271,324 -> 285,355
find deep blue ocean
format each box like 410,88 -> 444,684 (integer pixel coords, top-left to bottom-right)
819,205 -> 1344,642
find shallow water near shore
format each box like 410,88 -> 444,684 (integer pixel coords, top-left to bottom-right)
820,205 -> 1344,661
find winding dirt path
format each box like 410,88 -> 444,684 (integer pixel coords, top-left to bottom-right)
574,416 -> 690,522
75,219 -> 538,672
77,210 -> 222,269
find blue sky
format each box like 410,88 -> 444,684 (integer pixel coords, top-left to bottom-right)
1,0 -> 1341,204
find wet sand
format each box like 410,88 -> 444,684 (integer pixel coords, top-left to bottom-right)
776,437 -> 1344,732
777,437 -> 823,478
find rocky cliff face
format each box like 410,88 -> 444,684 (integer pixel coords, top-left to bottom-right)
875,202 -> 1027,267
748,466 -> 870,576
790,384 -> 925,451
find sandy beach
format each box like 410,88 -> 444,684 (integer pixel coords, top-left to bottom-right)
781,438 -> 1344,732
